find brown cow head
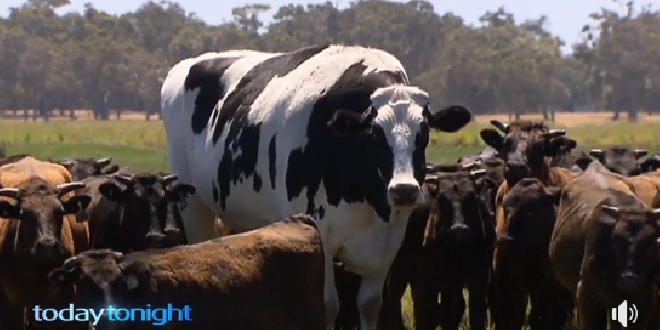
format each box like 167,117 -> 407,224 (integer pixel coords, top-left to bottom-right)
424,169 -> 496,244
158,173 -> 195,247
588,147 -> 648,176
0,181 -> 90,262
59,157 -> 117,181
49,249 -> 142,313
591,200 -> 660,294
501,178 -> 561,248
98,173 -> 195,251
480,121 -> 572,184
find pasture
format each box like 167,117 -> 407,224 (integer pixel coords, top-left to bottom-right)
0,111 -> 658,329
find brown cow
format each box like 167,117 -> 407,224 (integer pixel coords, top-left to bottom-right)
497,177 -> 572,329
0,156 -> 91,329
58,156 -> 120,181
549,161 -> 660,330
411,168 -> 496,330
86,172 -> 195,252
49,214 -> 326,330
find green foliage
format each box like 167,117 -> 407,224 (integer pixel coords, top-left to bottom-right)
0,0 -> 656,120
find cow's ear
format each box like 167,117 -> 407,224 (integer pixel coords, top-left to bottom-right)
99,183 -> 124,201
327,110 -> 372,137
634,149 -> 648,159
543,186 -> 562,206
102,165 -> 120,175
48,267 -> 79,285
173,184 -> 196,198
545,137 -> 576,156
59,160 -> 75,171
640,157 -> 660,173
0,201 -> 21,219
575,156 -> 593,170
480,129 -> 504,150
62,195 -> 92,214
425,105 -> 471,132
589,149 -> 604,159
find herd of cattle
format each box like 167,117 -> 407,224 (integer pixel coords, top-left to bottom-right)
3,44 -> 660,330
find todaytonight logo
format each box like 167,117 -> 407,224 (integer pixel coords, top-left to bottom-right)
32,303 -> 192,326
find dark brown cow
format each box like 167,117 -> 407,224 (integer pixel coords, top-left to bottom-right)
59,156 -> 120,181
549,161 -> 660,330
0,156 -> 91,329
411,169 -> 496,330
588,147 -> 648,176
497,177 -> 572,330
49,214 -> 326,330
88,172 -> 195,253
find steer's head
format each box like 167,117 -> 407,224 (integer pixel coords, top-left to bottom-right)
501,178 -> 561,247
60,156 -> 117,181
99,173 -> 195,251
49,249 -> 131,310
326,85 -> 471,209
589,147 -> 647,176
0,180 -> 91,263
592,198 -> 660,294
424,169 -> 495,244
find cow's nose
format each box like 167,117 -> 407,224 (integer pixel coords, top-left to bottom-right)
388,183 -> 420,206
145,232 -> 165,248
450,223 -> 469,231
617,272 -> 641,293
33,239 -> 62,258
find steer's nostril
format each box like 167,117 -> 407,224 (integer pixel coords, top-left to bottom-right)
389,183 -> 420,206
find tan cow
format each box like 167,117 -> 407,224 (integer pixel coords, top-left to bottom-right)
0,156 -> 91,329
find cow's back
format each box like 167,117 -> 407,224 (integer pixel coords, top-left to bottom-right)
128,217 -> 325,328
549,162 -> 636,292
625,170 -> 660,207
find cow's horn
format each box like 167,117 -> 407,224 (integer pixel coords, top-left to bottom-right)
543,129 -> 566,138
0,188 -> 21,199
161,174 -> 178,185
424,174 -> 438,183
601,205 -> 619,212
94,156 -> 112,166
57,182 -> 86,196
490,120 -> 509,133
114,174 -> 134,185
470,168 -> 487,176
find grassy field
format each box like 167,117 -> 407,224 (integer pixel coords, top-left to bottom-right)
0,113 -> 654,329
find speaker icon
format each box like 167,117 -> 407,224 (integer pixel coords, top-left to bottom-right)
611,300 -> 639,327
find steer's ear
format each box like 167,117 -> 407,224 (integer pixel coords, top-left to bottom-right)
62,195 -> 92,214
575,156 -> 593,171
171,183 -> 196,200
425,105 -> 471,132
327,110 -> 372,137
99,182 -> 123,201
479,129 -> 504,150
59,160 -> 75,171
0,201 -> 21,219
48,267 -> 79,285
102,165 -> 120,175
640,157 -> 660,173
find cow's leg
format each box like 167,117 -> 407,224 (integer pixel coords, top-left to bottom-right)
356,274 -> 387,330
324,252 -> 340,329
468,266 -> 488,330
576,281 -> 606,330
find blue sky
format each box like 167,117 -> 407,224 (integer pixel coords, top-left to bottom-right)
2,0 -> 658,53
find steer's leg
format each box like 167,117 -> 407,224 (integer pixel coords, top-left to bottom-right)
356,274 -> 387,330
324,251 -> 340,329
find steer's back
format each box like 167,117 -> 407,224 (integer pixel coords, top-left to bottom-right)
124,216 -> 326,329
549,162 -> 636,292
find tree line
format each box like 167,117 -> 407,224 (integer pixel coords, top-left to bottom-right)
1,0 -> 658,121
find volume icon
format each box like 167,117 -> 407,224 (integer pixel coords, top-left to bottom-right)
611,300 -> 639,327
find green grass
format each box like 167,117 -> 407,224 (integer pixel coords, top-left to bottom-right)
0,120 -> 647,329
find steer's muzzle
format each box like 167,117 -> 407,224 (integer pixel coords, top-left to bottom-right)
617,271 -> 642,293
145,232 -> 165,248
33,238 -> 64,260
388,183 -> 422,206
163,228 -> 181,246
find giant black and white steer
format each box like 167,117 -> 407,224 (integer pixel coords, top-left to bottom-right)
160,44 -> 472,329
